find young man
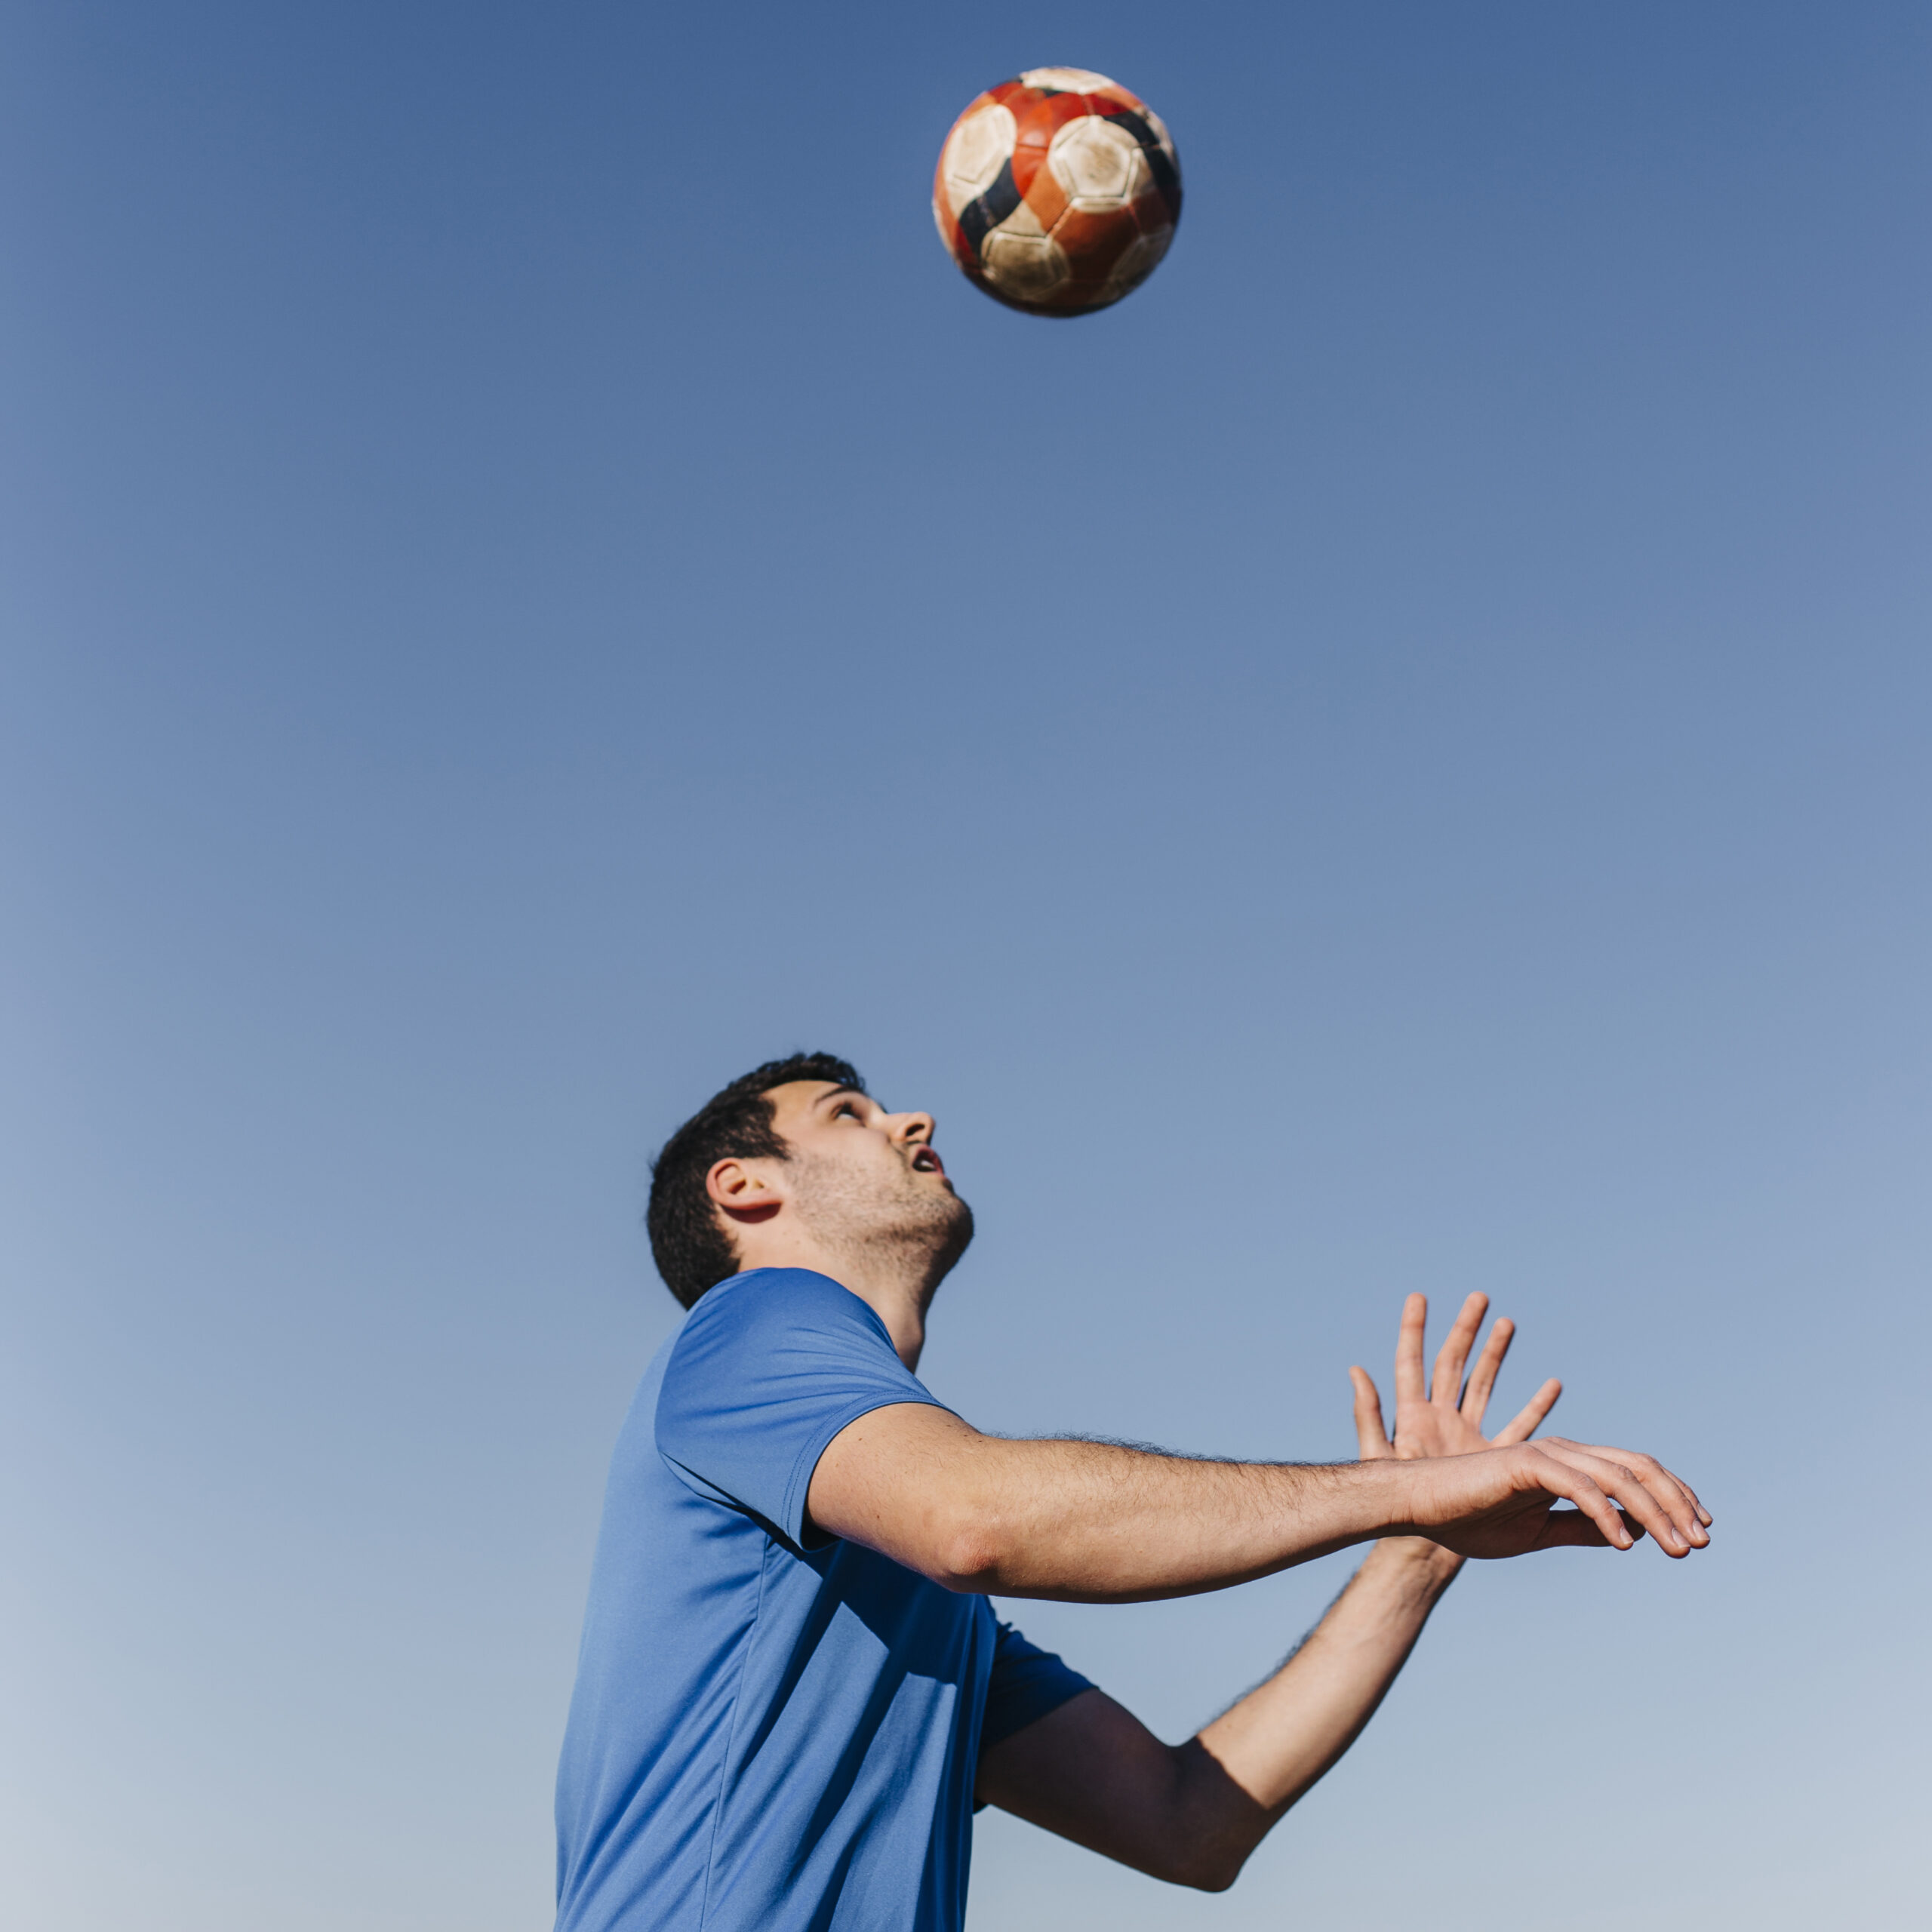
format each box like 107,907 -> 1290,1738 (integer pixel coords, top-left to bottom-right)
554,1054 -> 1709,1932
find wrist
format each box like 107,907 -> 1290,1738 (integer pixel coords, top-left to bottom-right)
1361,1532 -> 1464,1595
1356,1455 -> 1435,1538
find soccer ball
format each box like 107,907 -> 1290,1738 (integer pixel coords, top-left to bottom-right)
932,68 -> 1183,317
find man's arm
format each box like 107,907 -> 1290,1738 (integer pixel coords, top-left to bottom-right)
971,1293 -> 1629,1890
807,1402 -> 1708,1602
974,1538 -> 1460,1890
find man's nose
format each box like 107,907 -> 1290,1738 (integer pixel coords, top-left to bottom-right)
889,1109 -> 937,1144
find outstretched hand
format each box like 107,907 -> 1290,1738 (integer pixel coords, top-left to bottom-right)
1350,1291 -> 1561,1463
1349,1293 -> 1712,1559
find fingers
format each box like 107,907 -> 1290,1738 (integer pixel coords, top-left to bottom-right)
1429,1293 -> 1489,1408
1626,1453 -> 1712,1535
1540,1438 -> 1712,1540
1491,1377 -> 1561,1447
1531,1439 -> 1711,1555
1394,1294 -> 1428,1407
1458,1310 -> 1513,1427
1349,1367 -> 1394,1460
1645,1457 -> 1713,1528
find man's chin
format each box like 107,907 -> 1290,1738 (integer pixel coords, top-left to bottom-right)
925,1195 -> 975,1287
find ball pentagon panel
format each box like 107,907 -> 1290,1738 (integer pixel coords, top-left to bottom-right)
931,68 -> 1182,317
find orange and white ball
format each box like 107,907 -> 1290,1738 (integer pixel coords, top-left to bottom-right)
932,68 -> 1183,317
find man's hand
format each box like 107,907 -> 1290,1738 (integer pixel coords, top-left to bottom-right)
1393,1434 -> 1711,1558
1350,1291 -> 1561,1462
1342,1293 -> 1712,1558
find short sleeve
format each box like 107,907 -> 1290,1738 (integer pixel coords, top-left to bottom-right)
654,1268 -> 948,1553
979,1620 -> 1095,1753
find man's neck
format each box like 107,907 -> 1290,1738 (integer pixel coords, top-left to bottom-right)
734,1234 -> 931,1370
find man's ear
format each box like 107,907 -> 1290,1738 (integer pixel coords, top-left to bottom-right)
706,1157 -> 786,1225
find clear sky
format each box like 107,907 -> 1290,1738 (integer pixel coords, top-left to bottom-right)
3,4 -> 1927,1927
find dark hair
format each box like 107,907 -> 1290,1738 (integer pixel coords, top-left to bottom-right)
646,1053 -> 865,1309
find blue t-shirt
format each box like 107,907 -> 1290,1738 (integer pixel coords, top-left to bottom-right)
553,1269 -> 1093,1932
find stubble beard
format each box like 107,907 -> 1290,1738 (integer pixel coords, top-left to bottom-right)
786,1146 -> 976,1302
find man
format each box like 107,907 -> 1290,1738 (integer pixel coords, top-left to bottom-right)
554,1054 -> 1709,1931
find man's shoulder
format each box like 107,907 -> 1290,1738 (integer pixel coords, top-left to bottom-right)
672,1268 -> 885,1357
650,1267 -> 934,1550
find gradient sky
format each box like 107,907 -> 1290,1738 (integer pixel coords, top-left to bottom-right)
4,5 -> 1928,1927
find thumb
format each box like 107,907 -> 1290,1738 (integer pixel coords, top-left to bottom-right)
1534,1507 -> 1647,1552
1492,1377 -> 1563,1447
1349,1366 -> 1393,1460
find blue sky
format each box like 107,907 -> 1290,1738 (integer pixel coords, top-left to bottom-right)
3,4 -> 1927,1927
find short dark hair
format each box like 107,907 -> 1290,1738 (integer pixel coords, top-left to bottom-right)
646,1053 -> 865,1309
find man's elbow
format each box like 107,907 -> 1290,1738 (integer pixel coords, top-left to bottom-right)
1149,1786 -> 1255,1894
1174,1856 -> 1243,1894
924,1504 -> 1014,1593
929,1530 -> 1008,1592
1160,1842 -> 1247,1894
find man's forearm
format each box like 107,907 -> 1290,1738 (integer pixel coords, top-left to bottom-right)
945,1438 -> 1407,1600
1189,1538 -> 1460,1842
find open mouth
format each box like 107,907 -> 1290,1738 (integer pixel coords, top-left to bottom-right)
910,1147 -> 945,1177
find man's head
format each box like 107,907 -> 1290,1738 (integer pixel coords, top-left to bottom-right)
646,1054 -> 974,1309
